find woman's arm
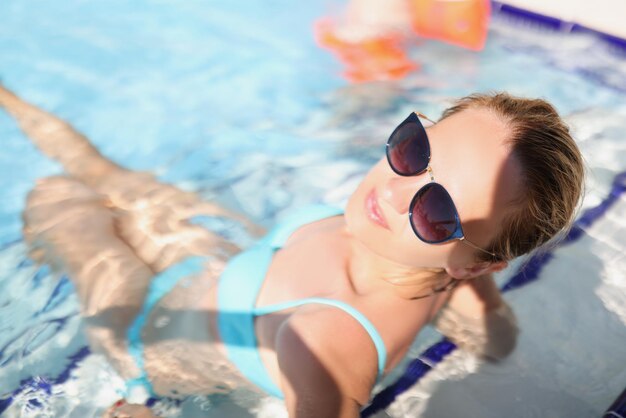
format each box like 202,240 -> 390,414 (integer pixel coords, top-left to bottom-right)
435,274 -> 519,360
275,308 -> 379,418
447,273 -> 506,316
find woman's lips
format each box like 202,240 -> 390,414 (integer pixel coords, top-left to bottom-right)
365,189 -> 390,230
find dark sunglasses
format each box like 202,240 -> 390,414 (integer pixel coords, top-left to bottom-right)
385,112 -> 495,257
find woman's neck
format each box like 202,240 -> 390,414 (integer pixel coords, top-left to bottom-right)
341,227 -> 450,299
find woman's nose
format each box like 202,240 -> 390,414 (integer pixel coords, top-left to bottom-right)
380,175 -> 425,215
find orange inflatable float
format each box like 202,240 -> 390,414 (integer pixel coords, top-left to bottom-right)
315,18 -> 419,83
410,0 -> 490,51
314,0 -> 490,83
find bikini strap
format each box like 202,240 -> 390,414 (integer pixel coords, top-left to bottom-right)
254,297 -> 387,377
126,256 -> 206,400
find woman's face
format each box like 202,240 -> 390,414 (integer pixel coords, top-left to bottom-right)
345,107 -> 523,275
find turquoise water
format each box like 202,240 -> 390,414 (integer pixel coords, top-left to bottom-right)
1,1 -> 625,416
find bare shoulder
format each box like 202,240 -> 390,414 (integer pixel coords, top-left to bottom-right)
275,304 -> 380,407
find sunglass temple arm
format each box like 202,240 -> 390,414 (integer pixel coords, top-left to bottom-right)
459,237 -> 497,257
414,112 -> 437,125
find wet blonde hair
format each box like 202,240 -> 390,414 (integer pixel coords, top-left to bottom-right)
387,92 -> 585,298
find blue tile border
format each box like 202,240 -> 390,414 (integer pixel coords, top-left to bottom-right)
492,1 -> 626,55
604,385 -> 626,417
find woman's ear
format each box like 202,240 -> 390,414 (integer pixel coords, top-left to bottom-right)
445,260 -> 508,280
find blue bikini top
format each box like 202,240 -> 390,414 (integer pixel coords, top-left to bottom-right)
217,204 -> 388,398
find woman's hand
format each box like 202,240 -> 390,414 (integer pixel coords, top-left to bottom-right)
102,400 -> 159,418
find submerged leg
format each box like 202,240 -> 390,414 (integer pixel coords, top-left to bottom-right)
1,84 -> 262,272
0,84 -> 262,221
23,175 -> 155,377
0,85 -> 123,183
24,176 -> 150,311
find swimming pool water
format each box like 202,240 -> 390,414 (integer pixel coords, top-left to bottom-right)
1,1 -> 625,416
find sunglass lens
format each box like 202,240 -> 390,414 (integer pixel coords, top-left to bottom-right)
410,183 -> 458,243
387,120 -> 429,175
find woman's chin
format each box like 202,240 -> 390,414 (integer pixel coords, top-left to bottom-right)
345,194 -> 387,255
344,188 -> 366,235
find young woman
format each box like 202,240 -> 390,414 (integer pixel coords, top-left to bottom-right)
0,85 -> 584,418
